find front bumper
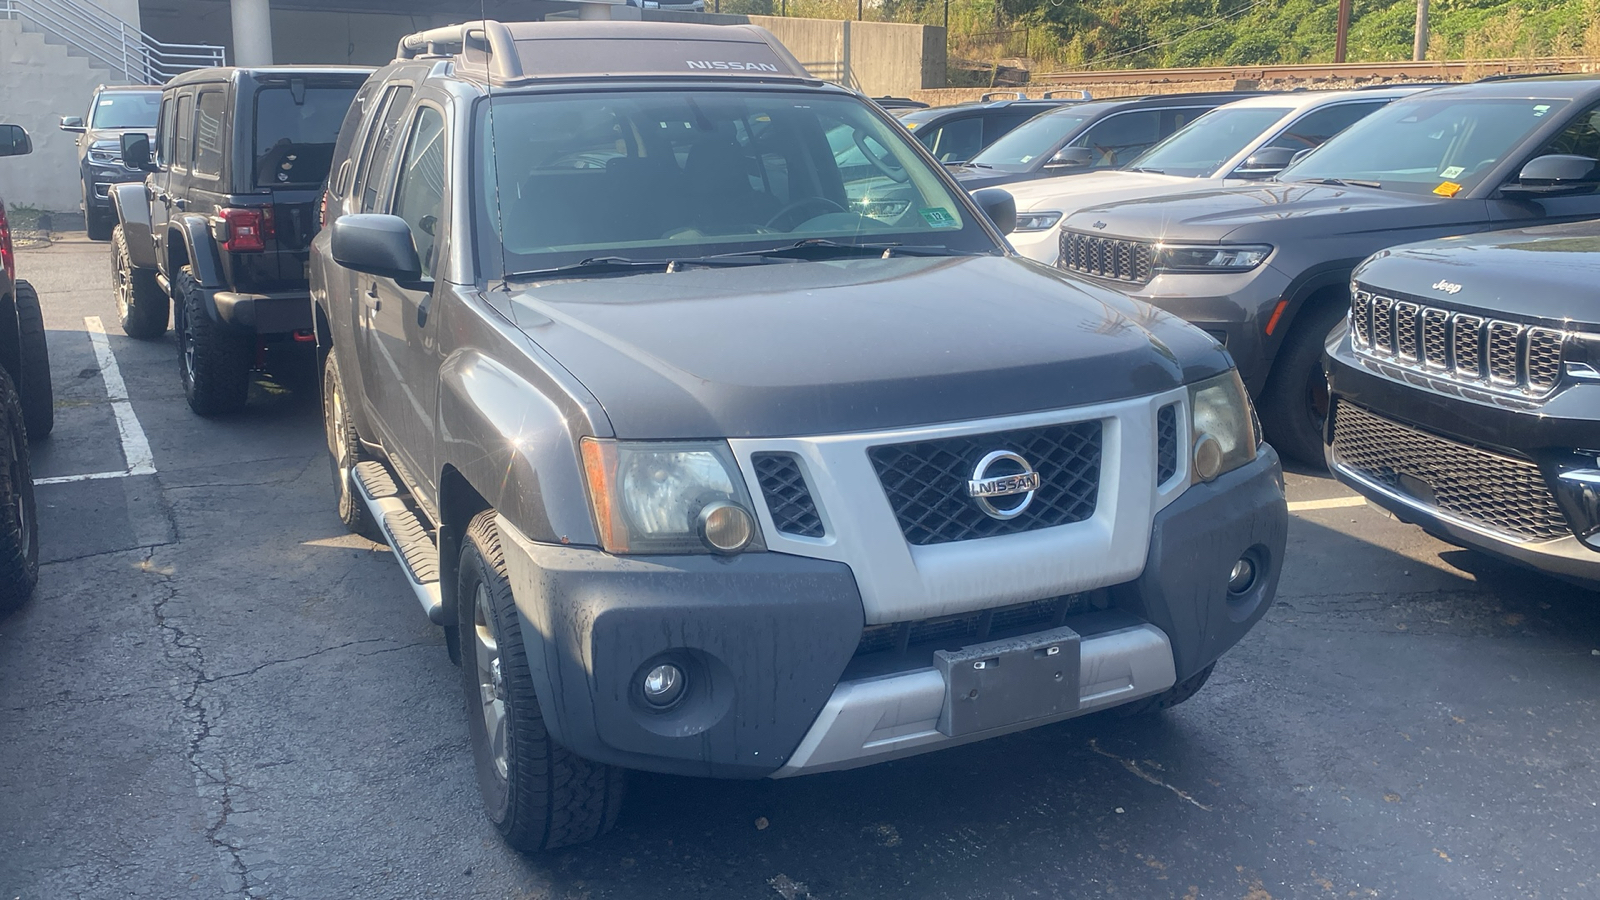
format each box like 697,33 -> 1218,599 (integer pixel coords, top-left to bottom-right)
495,447 -> 1286,779
82,163 -> 142,214
1325,337 -> 1600,589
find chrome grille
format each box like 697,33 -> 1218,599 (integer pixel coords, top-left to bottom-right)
1060,231 -> 1155,284
1330,402 -> 1571,541
1349,289 -> 1566,396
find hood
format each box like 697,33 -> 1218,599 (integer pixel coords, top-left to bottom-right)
1353,220 -> 1600,325
1063,181 -> 1467,244
1004,170 -> 1203,214
506,255 -> 1231,439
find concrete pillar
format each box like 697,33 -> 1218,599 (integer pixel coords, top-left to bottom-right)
231,0 -> 274,67
576,1 -> 613,21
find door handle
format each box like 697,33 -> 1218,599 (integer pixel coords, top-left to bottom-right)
172,198 -> 187,211
366,283 -> 380,310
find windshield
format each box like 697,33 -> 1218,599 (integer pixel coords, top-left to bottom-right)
968,111 -> 1090,169
254,85 -> 359,188
1280,96 -> 1571,196
90,91 -> 160,129
1127,106 -> 1291,177
477,90 -> 999,276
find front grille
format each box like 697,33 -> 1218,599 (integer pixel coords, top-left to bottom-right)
1330,402 -> 1570,541
855,593 -> 1093,657
1060,231 -> 1155,284
1156,403 -> 1178,484
868,422 -> 1102,546
1351,288 -> 1566,396
751,452 -> 825,538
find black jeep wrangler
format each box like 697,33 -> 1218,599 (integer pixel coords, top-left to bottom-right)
110,66 -> 368,414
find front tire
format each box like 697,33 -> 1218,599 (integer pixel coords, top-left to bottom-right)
322,349 -> 381,542
12,281 -> 53,439
112,225 -> 169,339
1259,299 -> 1347,468
0,368 -> 39,614
458,510 -> 625,852
174,269 -> 252,416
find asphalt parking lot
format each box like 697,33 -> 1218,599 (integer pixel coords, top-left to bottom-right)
1,238 -> 1597,900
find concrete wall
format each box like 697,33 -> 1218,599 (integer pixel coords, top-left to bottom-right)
139,3 -> 454,66
0,20 -> 127,212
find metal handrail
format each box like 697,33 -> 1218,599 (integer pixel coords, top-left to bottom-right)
0,0 -> 223,84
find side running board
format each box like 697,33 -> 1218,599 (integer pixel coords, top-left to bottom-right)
352,460 -> 446,625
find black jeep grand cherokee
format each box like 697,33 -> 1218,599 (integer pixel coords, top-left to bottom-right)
1326,222 -> 1600,589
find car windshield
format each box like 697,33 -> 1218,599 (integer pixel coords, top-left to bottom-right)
1126,106 -> 1292,177
253,85 -> 360,188
90,91 -> 160,129
967,111 -> 1090,169
1280,96 -> 1572,196
478,90 -> 1000,276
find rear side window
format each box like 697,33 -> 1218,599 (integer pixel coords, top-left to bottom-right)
254,84 -> 361,188
173,93 -> 193,171
327,81 -> 378,199
357,86 -> 414,211
193,90 -> 227,178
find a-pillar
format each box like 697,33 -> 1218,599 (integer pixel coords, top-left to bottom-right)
231,0 -> 274,67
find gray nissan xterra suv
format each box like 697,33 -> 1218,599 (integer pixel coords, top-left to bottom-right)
312,19 -> 1288,852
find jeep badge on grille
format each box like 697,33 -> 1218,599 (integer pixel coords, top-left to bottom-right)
968,450 -> 1041,520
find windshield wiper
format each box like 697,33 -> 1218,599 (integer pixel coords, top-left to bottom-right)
954,161 -> 992,169
1296,177 -> 1383,189
502,254 -> 767,282
502,241 -> 979,282
707,239 -> 977,261
1124,166 -> 1165,174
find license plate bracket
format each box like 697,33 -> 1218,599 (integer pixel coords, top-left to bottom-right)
935,626 -> 1081,737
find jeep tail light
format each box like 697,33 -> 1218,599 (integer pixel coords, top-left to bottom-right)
0,203 -> 12,281
219,207 -> 272,253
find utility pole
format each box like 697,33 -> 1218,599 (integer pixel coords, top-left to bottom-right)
1413,0 -> 1429,60
1335,0 -> 1351,63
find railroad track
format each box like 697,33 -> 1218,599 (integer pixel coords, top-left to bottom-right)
1031,56 -> 1594,85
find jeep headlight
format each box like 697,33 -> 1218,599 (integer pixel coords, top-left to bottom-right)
1013,211 -> 1063,232
1189,370 -> 1258,482
580,439 -> 763,555
1156,243 -> 1272,273
87,141 -> 122,166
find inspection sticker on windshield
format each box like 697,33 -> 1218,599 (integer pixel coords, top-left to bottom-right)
1439,166 -> 1465,179
921,207 -> 959,228
1434,181 -> 1463,197
1534,104 -> 1552,117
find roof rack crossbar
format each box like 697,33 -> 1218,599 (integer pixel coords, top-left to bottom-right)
397,20 -> 522,81
980,90 -> 1027,101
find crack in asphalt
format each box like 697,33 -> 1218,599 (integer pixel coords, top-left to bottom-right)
200,638 -> 428,683
158,455 -> 320,490
1088,738 -> 1213,811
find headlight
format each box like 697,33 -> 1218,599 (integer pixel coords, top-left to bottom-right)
87,145 -> 122,166
1013,211 -> 1063,232
580,438 -> 763,555
1156,244 -> 1272,273
1188,370 -> 1258,482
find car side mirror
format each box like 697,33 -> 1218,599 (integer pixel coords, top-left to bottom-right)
972,188 -> 1017,235
1234,146 -> 1298,177
1045,146 -> 1094,169
332,214 -> 427,289
0,124 -> 32,158
121,132 -> 155,171
59,116 -> 85,133
1505,153 -> 1600,194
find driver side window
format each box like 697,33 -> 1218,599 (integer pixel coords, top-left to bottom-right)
1069,110 -> 1160,168
391,107 -> 445,280
1536,105 -> 1600,161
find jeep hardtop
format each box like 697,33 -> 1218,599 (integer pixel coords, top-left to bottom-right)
312,19 -> 1288,852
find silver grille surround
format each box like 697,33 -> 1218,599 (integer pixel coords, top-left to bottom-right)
1350,288 -> 1569,398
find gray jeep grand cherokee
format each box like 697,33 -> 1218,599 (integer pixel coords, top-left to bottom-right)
312,19 -> 1288,852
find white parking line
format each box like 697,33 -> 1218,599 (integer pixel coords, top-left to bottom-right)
32,317 -> 157,486
1287,495 -> 1367,512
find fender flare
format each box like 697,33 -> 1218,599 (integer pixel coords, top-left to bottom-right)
1263,260 -> 1358,360
168,213 -> 226,290
108,184 -> 157,269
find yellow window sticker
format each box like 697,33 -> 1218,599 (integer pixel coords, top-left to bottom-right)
1433,181 -> 1463,197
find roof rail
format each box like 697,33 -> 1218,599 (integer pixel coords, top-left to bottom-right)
980,90 -> 1027,101
1040,89 -> 1092,100
396,20 -> 522,81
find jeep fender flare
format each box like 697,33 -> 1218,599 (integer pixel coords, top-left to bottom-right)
167,214 -> 226,291
109,184 -> 158,270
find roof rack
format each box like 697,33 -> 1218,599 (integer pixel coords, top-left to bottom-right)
398,20 -> 524,81
1040,89 -> 1092,100
980,90 -> 1027,101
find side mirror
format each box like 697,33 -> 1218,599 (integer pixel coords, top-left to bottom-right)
0,124 -> 32,158
331,214 -> 426,288
59,116 -> 86,133
1505,153 -> 1600,194
1234,146 -> 1298,177
121,132 -> 154,171
1045,146 -> 1094,169
972,188 -> 1017,235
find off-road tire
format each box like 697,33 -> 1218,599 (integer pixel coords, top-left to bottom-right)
322,349 -> 381,542
0,368 -> 39,614
12,280 -> 53,439
1114,662 -> 1216,717
458,510 -> 625,852
86,210 -> 114,242
1259,298 -> 1348,467
175,269 -> 252,416
112,225 -> 169,339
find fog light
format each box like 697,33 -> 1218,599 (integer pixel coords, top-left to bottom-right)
699,501 -> 754,553
642,663 -> 685,707
1228,557 -> 1256,594
1194,434 -> 1224,482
